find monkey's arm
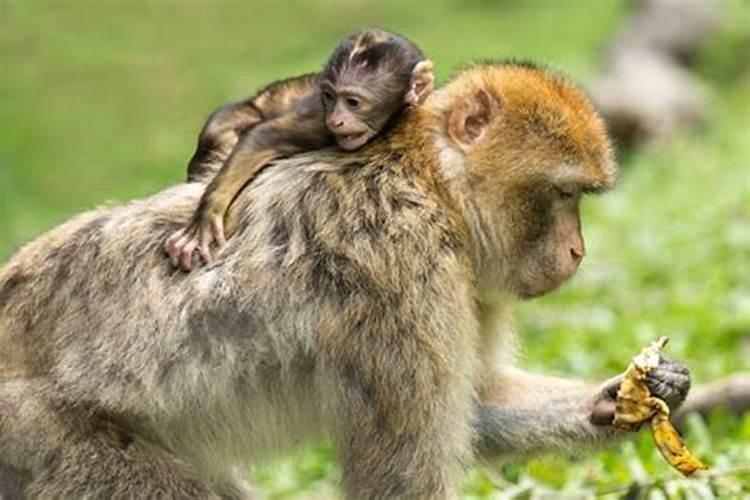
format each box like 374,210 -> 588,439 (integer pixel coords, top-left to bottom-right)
167,109 -> 331,271
186,73 -> 320,182
475,359 -> 690,460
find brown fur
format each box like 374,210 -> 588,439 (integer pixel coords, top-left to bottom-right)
169,29 -> 434,271
0,62 -> 690,499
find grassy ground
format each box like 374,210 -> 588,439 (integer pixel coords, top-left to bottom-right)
1,0 -> 748,498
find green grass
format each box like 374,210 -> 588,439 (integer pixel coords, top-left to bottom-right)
1,0 -> 748,498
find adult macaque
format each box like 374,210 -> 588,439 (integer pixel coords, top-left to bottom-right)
0,62 -> 689,499
166,28 -> 435,271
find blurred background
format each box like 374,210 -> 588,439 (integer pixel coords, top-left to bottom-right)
1,0 -> 748,497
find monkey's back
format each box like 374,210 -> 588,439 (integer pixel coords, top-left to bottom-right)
0,140 -> 472,461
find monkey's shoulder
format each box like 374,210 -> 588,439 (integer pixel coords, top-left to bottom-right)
259,157 -> 466,272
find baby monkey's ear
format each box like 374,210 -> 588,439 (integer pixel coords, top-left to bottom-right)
404,60 -> 435,106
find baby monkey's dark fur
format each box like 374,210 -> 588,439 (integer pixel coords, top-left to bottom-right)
166,28 -> 434,271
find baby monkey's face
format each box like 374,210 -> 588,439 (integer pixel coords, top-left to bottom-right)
321,81 -> 399,151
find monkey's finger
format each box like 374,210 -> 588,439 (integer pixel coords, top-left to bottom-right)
212,219 -> 227,248
198,230 -> 214,265
657,357 -> 690,375
164,229 -> 187,260
601,373 -> 624,399
198,244 -> 213,266
647,375 -> 689,397
647,370 -> 691,388
164,229 -> 183,253
179,238 -> 199,272
648,359 -> 691,395
646,371 -> 691,410
169,233 -> 191,268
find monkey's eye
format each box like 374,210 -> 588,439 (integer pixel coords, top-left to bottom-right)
555,187 -> 576,200
345,97 -> 361,109
322,91 -> 335,104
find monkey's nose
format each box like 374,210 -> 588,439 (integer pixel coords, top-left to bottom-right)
570,245 -> 584,262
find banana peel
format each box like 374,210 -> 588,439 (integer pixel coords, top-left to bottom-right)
613,336 -> 707,476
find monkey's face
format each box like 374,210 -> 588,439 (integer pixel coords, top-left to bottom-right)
321,82 -> 396,151
441,67 -> 615,300
499,183 -> 586,299
320,29 -> 425,150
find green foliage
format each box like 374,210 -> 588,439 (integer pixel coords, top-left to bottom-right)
1,0 -> 748,497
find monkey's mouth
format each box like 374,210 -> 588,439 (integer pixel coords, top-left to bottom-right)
336,130 -> 374,151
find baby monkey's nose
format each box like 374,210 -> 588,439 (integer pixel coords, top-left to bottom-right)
327,119 -> 345,131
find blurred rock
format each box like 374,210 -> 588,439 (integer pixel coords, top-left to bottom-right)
589,0 -> 723,148
612,0 -> 722,65
590,49 -> 709,147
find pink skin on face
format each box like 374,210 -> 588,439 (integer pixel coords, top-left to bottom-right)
335,129 -> 377,150
326,113 -> 376,150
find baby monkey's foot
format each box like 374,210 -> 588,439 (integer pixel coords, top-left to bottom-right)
164,214 -> 226,271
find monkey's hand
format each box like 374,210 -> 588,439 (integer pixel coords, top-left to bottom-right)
590,356 -> 690,426
164,208 -> 227,271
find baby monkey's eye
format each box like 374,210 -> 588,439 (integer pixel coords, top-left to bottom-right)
322,91 -> 336,104
345,97 -> 361,109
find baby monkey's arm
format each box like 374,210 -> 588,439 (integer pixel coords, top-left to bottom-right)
166,106 -> 331,271
186,74 -> 320,182
185,100 -> 264,183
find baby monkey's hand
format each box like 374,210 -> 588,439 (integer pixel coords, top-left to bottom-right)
164,208 -> 226,271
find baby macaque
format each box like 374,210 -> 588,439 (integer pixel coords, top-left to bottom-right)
165,28 -> 435,270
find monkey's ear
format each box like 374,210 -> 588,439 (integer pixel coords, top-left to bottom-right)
447,89 -> 499,150
405,60 -> 435,106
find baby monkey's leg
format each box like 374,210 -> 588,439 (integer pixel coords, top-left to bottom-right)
166,112 -> 328,271
404,60 -> 435,106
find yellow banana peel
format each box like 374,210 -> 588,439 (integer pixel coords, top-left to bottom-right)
613,336 -> 707,476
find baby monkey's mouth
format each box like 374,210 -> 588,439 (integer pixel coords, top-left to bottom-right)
336,130 -> 375,151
